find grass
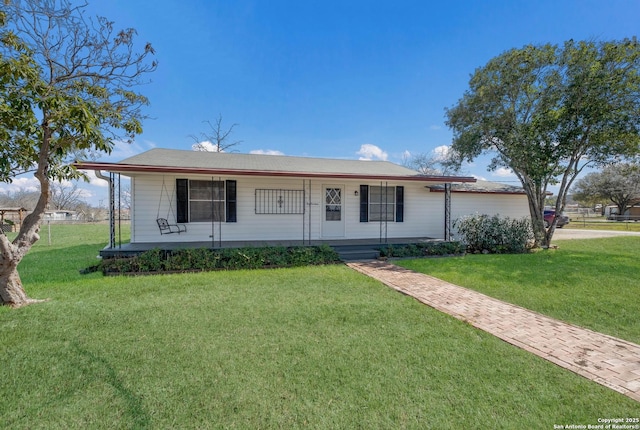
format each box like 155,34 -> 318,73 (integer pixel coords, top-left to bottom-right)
564,218 -> 640,231
1,224 -> 639,428
397,236 -> 640,345
565,222 -> 640,231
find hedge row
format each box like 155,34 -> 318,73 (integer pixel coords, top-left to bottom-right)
99,245 -> 341,274
378,241 -> 465,258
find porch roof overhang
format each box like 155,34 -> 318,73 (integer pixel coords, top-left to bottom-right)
74,161 -> 478,184
427,179 -> 527,195
428,188 -> 527,195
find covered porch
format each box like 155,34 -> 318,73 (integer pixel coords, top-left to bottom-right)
99,236 -> 442,261
96,172 -> 457,261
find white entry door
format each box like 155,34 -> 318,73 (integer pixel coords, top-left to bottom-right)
322,185 -> 345,238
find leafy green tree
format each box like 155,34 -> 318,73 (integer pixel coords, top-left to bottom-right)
0,0 -> 156,307
445,39 -> 640,247
572,164 -> 640,217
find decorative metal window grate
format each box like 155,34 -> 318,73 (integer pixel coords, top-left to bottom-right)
255,189 -> 305,214
325,187 -> 342,221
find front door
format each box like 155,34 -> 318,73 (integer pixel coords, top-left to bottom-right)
322,185 -> 345,238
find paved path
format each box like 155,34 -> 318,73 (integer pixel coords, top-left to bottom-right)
347,261 -> 640,403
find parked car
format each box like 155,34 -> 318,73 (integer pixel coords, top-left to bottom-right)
544,210 -> 569,228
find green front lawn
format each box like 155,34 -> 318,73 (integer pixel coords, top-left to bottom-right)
1,225 -> 638,428
564,220 -> 640,232
397,236 -> 640,344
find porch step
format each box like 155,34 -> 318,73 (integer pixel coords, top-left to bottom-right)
333,245 -> 381,261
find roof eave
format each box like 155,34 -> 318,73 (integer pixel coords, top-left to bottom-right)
74,161 -> 477,183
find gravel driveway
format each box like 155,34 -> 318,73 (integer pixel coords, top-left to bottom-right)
552,228 -> 640,240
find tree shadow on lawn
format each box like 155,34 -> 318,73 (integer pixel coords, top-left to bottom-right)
71,342 -> 151,429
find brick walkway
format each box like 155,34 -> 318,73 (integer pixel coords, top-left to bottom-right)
347,260 -> 640,403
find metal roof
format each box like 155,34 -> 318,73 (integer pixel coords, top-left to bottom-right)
427,180 -> 526,194
75,148 -> 477,183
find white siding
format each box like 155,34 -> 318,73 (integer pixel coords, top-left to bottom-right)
451,192 -> 530,220
132,174 -> 312,243
129,173 -> 529,243
343,182 -> 445,240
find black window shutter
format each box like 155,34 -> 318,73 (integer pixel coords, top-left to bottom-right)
176,179 -> 188,223
396,186 -> 404,222
359,185 -> 369,222
226,180 -> 237,222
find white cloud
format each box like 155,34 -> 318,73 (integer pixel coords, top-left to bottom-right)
249,149 -> 285,156
0,176 -> 40,194
83,170 -> 109,188
432,145 -> 451,161
472,174 -> 488,181
429,125 -> 442,131
192,141 -> 219,152
356,144 -> 388,161
75,187 -> 94,199
493,167 -> 515,177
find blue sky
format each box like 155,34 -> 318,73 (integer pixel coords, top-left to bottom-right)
3,0 -> 640,204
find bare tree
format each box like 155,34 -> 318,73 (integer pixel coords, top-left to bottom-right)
191,114 -> 242,152
0,189 -> 40,210
120,184 -> 131,212
404,152 -> 461,176
405,153 -> 442,175
49,182 -> 86,210
74,201 -> 107,222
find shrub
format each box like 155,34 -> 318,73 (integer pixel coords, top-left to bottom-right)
99,245 -> 341,275
378,241 -> 465,258
136,248 -> 165,271
453,214 -> 534,254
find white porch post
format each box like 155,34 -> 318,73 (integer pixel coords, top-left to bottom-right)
95,170 -> 116,249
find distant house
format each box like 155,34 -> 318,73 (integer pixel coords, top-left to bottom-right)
76,149 -> 530,255
44,210 -> 79,221
605,202 -> 640,220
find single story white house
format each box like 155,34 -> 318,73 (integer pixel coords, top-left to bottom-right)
76,148 -> 530,256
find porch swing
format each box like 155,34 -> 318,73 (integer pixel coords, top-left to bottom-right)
156,178 -> 187,234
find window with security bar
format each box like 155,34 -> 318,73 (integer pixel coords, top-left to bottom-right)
369,185 -> 396,221
255,189 -> 305,214
190,180 -> 225,222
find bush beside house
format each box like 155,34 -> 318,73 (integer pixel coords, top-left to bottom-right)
453,214 -> 534,254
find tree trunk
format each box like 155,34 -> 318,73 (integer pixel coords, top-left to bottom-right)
0,162 -> 50,307
0,264 -> 35,308
531,212 -> 550,248
522,182 -> 550,248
